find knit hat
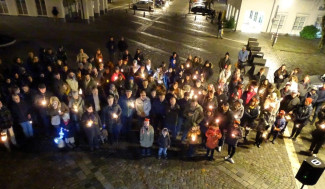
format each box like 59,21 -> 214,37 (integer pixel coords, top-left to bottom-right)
279,110 -> 285,115
234,120 -> 240,124
305,97 -> 313,104
144,118 -> 150,122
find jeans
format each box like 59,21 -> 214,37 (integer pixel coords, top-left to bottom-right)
141,147 -> 151,156
181,129 -> 189,141
20,121 -> 34,138
158,147 -> 167,157
121,116 -> 133,134
177,117 -> 184,135
187,144 -> 196,157
112,124 -> 122,143
312,103 -> 323,123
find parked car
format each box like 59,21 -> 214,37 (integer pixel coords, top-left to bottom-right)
133,0 -> 154,11
190,2 -> 215,15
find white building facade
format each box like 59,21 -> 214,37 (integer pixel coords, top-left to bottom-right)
0,0 -> 110,22
226,0 -> 325,35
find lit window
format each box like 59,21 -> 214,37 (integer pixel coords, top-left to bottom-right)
0,0 -> 8,14
292,16 -> 306,30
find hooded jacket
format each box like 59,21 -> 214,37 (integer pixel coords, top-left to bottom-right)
140,125 -> 154,147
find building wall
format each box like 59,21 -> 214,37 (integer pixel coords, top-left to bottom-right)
227,0 -> 325,35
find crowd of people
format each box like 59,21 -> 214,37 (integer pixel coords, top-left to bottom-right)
0,37 -> 324,164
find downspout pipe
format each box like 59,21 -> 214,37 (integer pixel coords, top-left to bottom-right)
266,0 -> 277,32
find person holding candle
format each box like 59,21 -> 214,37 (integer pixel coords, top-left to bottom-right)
81,104 -> 102,151
225,120 -> 242,164
59,113 -> 76,149
182,100 -> 204,142
140,118 -> 154,157
33,83 -> 52,136
10,94 -> 34,139
187,126 -> 201,158
290,98 -> 313,141
216,102 -> 234,152
118,88 -> 135,136
205,123 -> 222,161
102,95 -> 122,146
48,96 -> 69,135
0,100 -> 18,151
135,90 -> 151,126
164,96 -> 180,140
242,98 -> 259,142
308,120 -> 325,157
267,110 -> 286,144
218,52 -> 231,73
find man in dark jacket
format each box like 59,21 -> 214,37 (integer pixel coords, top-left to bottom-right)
311,83 -> 325,124
117,37 -> 128,56
118,89 -> 135,135
101,95 -> 122,145
106,36 -> 116,62
218,52 -> 231,72
216,102 -> 234,151
182,100 -> 204,142
290,98 -> 313,141
0,100 -> 18,150
151,93 -> 168,130
10,94 -> 33,138
81,104 -> 102,151
308,120 -> 325,157
52,72 -> 65,101
33,83 -> 52,135
164,96 -> 180,140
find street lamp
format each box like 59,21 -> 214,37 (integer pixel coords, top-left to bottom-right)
272,0 -> 294,47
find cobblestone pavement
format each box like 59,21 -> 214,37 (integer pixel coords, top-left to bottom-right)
0,0 -> 325,188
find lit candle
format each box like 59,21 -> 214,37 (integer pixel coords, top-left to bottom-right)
106,79 -> 109,83
73,105 -> 78,112
320,124 -> 325,129
285,115 -> 291,120
208,105 -> 213,110
194,95 -> 198,99
191,135 -> 196,142
206,122 -> 208,126
121,69 -> 124,72
215,119 -> 219,124
58,109 -> 61,114
29,120 -> 32,124
231,133 -> 236,138
296,124 -> 300,128
87,120 -> 93,127
141,73 -> 145,79
193,75 -> 197,80
41,99 -> 47,106
262,133 -> 267,138
130,102 -> 135,108
114,76 -> 118,81
97,82 -> 99,86
280,98 -> 283,101
99,58 -> 102,63
79,88 -> 83,95
1,134 -> 7,142
234,115 -> 238,119
198,91 -> 202,95
186,64 -> 190,68
112,113 -> 118,119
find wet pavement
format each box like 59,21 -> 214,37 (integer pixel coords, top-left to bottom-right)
1,0 -> 325,188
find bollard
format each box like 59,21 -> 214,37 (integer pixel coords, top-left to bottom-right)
194,16 -> 196,21
143,11 -> 145,17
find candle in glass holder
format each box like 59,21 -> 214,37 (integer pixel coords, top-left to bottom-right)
193,75 -> 197,80
112,113 -> 118,119
99,58 -> 102,63
121,69 -> 124,72
231,133 -> 236,138
114,76 -> 118,81
73,105 -> 78,112
208,105 -> 213,110
79,88 -> 83,95
186,64 -> 190,68
130,101 -> 135,108
141,73 -> 145,78
191,135 -> 196,142
198,91 -> 202,95
215,119 -> 220,123
41,99 -> 47,106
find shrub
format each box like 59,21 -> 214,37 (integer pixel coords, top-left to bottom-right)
225,17 -> 235,29
300,25 -> 319,39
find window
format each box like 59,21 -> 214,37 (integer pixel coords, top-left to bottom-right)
292,16 -> 306,30
315,16 -> 322,28
272,15 -> 286,29
0,0 -> 8,14
35,0 -> 47,16
16,0 -> 28,15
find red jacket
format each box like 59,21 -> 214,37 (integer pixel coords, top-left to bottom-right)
205,127 -> 222,149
